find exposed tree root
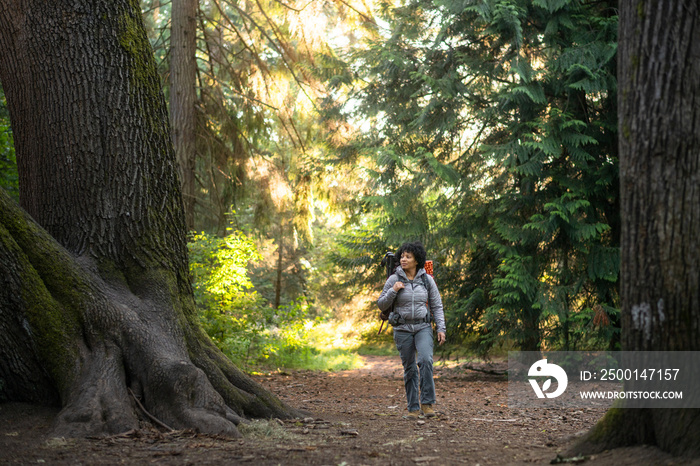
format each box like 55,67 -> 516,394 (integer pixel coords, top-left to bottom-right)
568,407 -> 700,458
129,388 -> 174,431
0,190 -> 301,439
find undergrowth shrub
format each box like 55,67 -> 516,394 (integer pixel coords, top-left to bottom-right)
188,227 -> 361,371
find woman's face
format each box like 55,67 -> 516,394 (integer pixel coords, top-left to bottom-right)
400,252 -> 417,271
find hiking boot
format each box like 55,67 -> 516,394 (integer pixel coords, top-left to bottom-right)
421,404 -> 436,418
403,410 -> 421,419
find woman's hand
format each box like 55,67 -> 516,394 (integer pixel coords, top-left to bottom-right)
437,332 -> 446,345
392,281 -> 405,292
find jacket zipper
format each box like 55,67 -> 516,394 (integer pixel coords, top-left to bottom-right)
411,280 -> 415,326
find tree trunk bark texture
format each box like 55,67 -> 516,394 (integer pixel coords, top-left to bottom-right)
0,0 -> 297,438
170,0 -> 198,231
578,0 -> 700,456
619,0 -> 700,353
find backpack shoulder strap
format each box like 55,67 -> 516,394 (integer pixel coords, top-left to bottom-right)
421,273 -> 433,324
422,274 -> 431,301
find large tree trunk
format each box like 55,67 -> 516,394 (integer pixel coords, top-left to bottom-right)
0,0 -> 297,438
575,0 -> 700,456
170,0 -> 198,231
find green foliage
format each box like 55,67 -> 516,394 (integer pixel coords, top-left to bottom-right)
330,0 -> 620,351
189,229 -> 263,311
259,301 -> 362,371
0,88 -> 18,201
188,228 -> 267,367
188,227 -> 361,371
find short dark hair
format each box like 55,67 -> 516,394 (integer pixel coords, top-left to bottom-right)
395,241 -> 427,270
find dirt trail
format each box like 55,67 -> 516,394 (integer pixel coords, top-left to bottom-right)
0,355 -> 694,465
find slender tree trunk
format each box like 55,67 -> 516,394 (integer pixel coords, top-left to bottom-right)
0,0 -> 297,438
170,0 -> 198,231
198,11 -> 249,233
520,307 -> 541,352
576,0 -> 700,456
275,226 -> 284,309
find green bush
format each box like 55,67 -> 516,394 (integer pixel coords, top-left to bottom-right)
188,228 -> 361,371
188,228 -> 269,368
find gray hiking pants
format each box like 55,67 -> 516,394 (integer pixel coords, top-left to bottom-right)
393,325 -> 436,412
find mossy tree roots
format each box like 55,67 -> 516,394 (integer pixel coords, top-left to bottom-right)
0,190 -> 298,437
571,407 -> 700,457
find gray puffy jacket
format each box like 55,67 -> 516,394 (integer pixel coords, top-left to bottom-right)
377,266 -> 446,334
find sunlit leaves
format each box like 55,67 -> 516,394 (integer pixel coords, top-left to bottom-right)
188,227 -> 263,310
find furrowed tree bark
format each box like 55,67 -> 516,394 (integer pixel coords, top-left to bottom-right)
0,0 -> 298,437
574,0 -> 700,456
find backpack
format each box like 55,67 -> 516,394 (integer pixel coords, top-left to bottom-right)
377,252 -> 433,334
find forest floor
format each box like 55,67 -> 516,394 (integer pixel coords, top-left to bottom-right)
0,355 -> 697,465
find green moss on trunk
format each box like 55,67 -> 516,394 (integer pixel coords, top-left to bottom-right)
0,190 -> 86,398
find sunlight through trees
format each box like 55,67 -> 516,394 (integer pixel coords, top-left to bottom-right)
1,0 -> 621,367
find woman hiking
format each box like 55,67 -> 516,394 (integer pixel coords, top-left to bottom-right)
377,241 -> 446,419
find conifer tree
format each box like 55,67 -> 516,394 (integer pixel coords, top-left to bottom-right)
333,0 -> 620,350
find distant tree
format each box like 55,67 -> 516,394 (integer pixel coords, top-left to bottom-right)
0,0 -> 296,437
577,0 -> 700,455
170,0 -> 198,230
